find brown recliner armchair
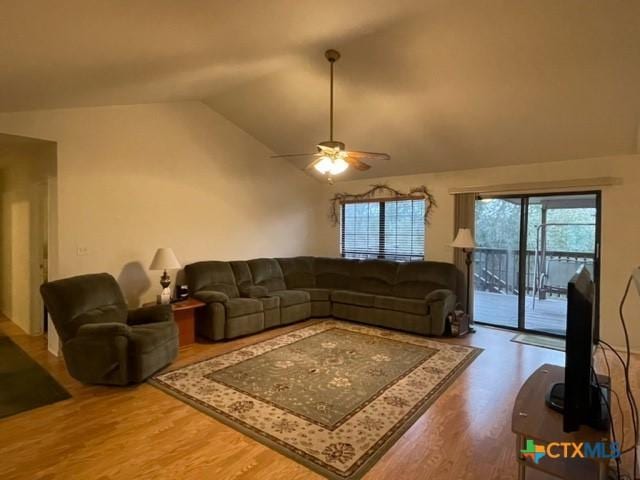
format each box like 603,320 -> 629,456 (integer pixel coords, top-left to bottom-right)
40,273 -> 179,385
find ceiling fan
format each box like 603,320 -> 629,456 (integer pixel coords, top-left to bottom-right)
271,49 -> 390,183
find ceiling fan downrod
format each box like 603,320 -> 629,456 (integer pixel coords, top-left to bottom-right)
325,49 -> 340,143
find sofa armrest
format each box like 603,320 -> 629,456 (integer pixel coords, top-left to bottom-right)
127,304 -> 172,325
425,289 -> 457,336
425,289 -> 454,303
76,322 -> 131,338
238,284 -> 269,298
64,325 -> 130,384
193,290 -> 230,304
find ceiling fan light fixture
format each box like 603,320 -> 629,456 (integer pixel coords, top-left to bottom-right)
270,49 -> 390,180
314,155 -> 349,175
329,157 -> 348,175
314,156 -> 334,174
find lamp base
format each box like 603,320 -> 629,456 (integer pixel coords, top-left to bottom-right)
464,249 -> 475,333
157,288 -> 171,305
160,270 -> 171,289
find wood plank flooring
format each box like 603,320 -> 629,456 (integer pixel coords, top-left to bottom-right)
1,316 -> 638,480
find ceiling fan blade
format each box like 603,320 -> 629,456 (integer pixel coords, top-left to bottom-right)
270,152 -> 318,159
345,156 -> 371,171
300,166 -> 320,180
348,150 -> 391,161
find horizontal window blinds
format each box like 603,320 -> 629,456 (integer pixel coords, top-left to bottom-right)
341,198 -> 425,261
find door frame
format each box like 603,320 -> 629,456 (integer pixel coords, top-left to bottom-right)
474,190 -> 601,338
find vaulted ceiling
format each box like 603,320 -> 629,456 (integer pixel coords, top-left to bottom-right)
1,1 -> 639,180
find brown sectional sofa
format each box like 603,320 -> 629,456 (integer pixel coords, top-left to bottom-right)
184,257 -> 457,341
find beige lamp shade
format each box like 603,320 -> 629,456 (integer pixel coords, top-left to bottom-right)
451,228 -> 476,250
149,247 -> 181,270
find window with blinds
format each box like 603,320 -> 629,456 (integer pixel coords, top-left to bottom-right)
340,198 -> 425,261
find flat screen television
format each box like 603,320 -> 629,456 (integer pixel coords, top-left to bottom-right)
545,266 -> 610,432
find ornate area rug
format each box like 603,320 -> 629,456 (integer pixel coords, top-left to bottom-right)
150,321 -> 481,479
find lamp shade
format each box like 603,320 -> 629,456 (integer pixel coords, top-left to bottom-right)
451,228 -> 476,249
149,247 -> 181,270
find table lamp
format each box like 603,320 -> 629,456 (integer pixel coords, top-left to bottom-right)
452,228 -> 477,332
150,247 -> 181,304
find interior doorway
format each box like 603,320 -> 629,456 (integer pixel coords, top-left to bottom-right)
0,133 -> 57,336
473,192 -> 600,337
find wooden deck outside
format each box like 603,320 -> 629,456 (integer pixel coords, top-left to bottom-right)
474,290 -> 567,335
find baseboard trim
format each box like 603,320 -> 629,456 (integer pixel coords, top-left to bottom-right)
602,343 -> 640,356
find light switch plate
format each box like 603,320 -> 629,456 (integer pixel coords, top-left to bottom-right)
76,245 -> 89,256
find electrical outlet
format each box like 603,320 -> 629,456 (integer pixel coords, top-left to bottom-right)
76,245 -> 89,256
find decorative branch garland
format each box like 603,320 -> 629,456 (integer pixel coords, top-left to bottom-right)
329,183 -> 436,226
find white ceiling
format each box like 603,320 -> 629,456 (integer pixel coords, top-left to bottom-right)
1,1 -> 639,180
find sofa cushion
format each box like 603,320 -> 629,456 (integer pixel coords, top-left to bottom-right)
225,298 -> 263,318
277,257 -> 316,288
352,259 -> 399,295
248,258 -> 287,292
295,288 -> 331,301
239,284 -> 269,298
71,305 -> 127,325
310,301 -> 332,317
331,290 -> 375,307
184,261 -> 239,298
373,295 -> 427,316
128,321 -> 178,355
225,314 -> 265,339
280,302 -> 310,325
72,305 -> 127,335
270,290 -> 310,307
260,295 -> 280,310
393,261 -> 457,299
40,272 -> 128,342
314,257 -> 357,289
230,261 -> 253,286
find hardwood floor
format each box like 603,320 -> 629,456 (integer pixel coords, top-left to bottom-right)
1,316 -> 638,480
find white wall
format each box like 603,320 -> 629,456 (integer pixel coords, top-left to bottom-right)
315,155 -> 640,350
3,99 -> 637,353
0,102 -> 325,312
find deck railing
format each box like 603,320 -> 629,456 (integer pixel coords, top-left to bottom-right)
473,247 -> 594,297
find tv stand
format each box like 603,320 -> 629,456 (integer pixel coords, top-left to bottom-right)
545,381 -> 611,432
512,364 -> 611,480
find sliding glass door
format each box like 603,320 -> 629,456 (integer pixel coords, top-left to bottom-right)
473,198 -> 522,329
474,192 -> 600,337
523,194 -> 598,335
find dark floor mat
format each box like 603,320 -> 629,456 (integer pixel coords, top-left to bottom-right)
0,335 -> 70,419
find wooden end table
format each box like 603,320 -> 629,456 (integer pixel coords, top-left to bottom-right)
144,298 -> 205,347
512,364 -> 610,480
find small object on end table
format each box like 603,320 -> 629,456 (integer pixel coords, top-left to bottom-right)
174,284 -> 190,301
